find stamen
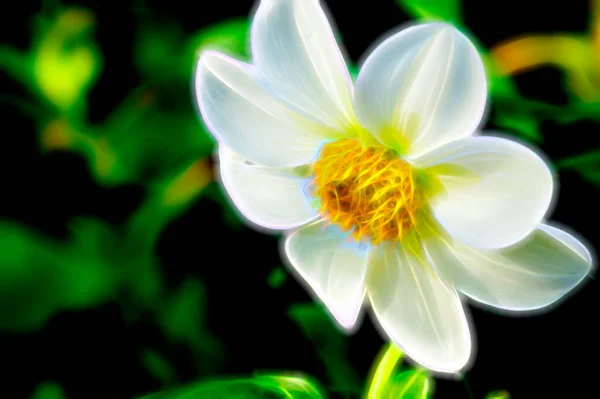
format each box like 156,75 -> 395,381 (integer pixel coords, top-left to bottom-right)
308,139 -> 423,245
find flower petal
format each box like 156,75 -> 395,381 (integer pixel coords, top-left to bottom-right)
418,135 -> 554,249
251,0 -> 357,131
196,51 -> 335,166
367,243 -> 471,373
354,22 -> 486,157
285,221 -> 369,330
424,224 -> 593,312
219,146 -> 317,229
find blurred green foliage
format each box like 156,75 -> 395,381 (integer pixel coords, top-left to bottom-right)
0,220 -> 116,331
0,7 -> 101,115
558,147 -> 600,186
141,348 -> 179,388
0,0 -> 245,327
267,266 -> 288,289
88,18 -> 249,186
2,4 -> 250,399
136,18 -> 249,86
30,382 -> 68,399
0,6 -> 251,188
157,278 -> 224,374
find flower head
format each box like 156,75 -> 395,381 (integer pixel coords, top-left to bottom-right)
195,0 -> 593,373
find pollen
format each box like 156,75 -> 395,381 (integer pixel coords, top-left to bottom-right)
309,138 -> 423,245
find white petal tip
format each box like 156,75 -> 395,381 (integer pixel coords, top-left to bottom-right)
333,315 -> 360,332
284,222 -> 369,333
393,336 -> 472,374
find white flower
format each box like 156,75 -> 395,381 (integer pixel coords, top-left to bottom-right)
194,0 -> 593,373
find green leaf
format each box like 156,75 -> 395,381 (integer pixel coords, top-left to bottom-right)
485,390 -> 511,399
82,20 -> 250,187
0,221 -> 117,331
135,23 -> 185,84
157,278 -> 224,373
185,18 -> 251,64
31,8 -> 102,112
493,112 -> 543,143
60,219 -> 120,308
250,375 -> 326,399
396,0 -> 462,24
138,374 -> 325,399
555,101 -> 600,124
384,370 -> 432,399
103,106 -> 215,185
557,147 -> 600,187
141,348 -> 178,387
29,382 -> 67,399
288,303 -> 361,396
0,46 -> 28,83
136,18 -> 250,85
63,86 -> 215,186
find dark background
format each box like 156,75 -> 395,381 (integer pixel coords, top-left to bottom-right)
1,0 -> 598,398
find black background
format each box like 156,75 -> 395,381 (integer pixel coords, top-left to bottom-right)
1,0 -> 598,398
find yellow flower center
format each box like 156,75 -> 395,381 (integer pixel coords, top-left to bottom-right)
309,138 -> 426,245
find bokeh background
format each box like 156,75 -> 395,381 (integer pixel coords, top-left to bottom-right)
1,0 -> 599,398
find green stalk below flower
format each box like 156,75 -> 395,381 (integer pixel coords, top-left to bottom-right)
366,343 -> 404,399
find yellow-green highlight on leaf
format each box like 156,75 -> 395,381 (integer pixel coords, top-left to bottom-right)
29,382 -> 67,399
492,33 -> 599,102
33,16 -> 249,189
288,303 -> 362,396
489,0 -> 600,103
267,266 -> 288,288
32,8 -> 102,111
485,390 -> 511,399
36,17 -> 249,188
396,0 -> 462,24
250,375 -> 325,399
384,370 -> 431,399
137,374 -> 325,399
1,6 -> 101,118
158,159 -> 213,209
365,343 -> 404,399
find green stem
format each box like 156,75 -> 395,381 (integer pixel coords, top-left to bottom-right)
366,343 -> 404,399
